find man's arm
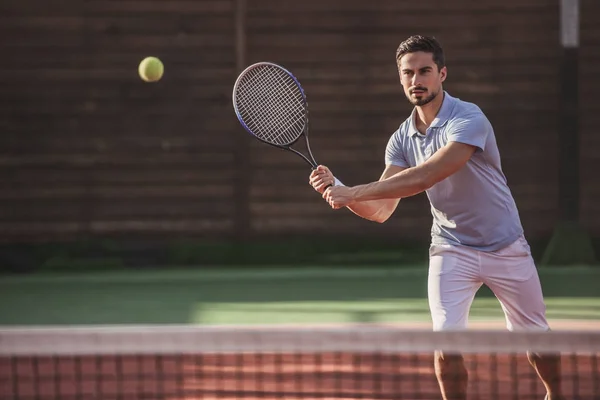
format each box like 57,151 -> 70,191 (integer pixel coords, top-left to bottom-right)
323,142 -> 477,208
309,164 -> 405,223
345,164 -> 406,223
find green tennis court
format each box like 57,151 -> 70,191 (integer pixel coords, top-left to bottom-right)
2,266 -> 599,327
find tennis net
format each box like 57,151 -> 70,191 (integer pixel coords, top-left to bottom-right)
1,325 -> 599,399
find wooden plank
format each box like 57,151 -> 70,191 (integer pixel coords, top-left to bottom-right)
249,148 -> 381,167
0,114 -> 239,136
0,153 -> 236,167
0,96 -> 232,109
0,15 -> 233,34
1,86 -> 234,104
0,16 -> 85,30
1,33 -> 85,47
0,222 -> 86,239
0,199 -> 235,220
85,15 -> 234,34
86,0 -> 233,14
0,184 -> 234,200
0,0 -> 83,17
0,168 -> 235,187
2,80 -> 233,97
2,32 -> 232,48
248,10 -> 556,30
0,218 -> 234,238
580,185 -> 600,200
246,31 -> 558,49
0,135 -> 237,154
3,0 -> 234,15
248,0 -> 556,12
0,99 -> 232,116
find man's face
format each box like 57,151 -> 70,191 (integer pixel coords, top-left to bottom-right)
398,51 -> 446,106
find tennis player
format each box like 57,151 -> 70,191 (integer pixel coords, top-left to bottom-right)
309,35 -> 563,400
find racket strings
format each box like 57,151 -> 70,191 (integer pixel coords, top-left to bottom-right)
264,73 -> 304,137
243,73 -> 299,140
239,70 -> 304,144
235,65 -> 307,146
242,68 -> 303,123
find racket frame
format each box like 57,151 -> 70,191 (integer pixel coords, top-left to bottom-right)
232,61 -> 319,169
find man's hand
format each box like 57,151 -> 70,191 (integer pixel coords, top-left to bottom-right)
309,165 -> 336,194
323,186 -> 356,209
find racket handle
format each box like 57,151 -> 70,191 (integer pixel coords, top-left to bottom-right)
323,177 -> 342,190
310,166 -> 341,190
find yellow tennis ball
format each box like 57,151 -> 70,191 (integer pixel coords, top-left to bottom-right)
138,57 -> 164,82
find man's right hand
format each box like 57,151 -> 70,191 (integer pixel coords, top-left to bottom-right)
309,165 -> 336,194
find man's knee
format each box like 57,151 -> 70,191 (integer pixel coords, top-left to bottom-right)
527,351 -> 562,372
527,351 -> 563,396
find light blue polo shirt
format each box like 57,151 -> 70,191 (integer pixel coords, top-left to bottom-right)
385,91 -> 523,252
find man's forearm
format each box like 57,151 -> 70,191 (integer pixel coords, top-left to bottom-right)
346,199 -> 391,222
332,177 -> 398,222
352,167 -> 430,201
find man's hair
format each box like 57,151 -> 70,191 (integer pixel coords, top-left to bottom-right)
395,35 -> 445,71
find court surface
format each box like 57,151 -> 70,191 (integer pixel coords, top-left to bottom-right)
1,266 -> 599,327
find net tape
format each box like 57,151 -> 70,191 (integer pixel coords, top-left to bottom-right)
1,325 -> 599,356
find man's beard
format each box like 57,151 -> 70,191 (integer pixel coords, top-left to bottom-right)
407,89 -> 438,106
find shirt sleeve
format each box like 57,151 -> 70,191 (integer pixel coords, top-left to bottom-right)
384,130 -> 410,168
446,114 -> 491,152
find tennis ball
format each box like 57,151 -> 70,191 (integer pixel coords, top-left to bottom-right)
138,56 -> 164,82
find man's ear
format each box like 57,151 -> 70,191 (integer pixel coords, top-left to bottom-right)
440,66 -> 447,83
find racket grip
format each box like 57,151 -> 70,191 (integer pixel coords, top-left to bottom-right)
323,177 -> 342,190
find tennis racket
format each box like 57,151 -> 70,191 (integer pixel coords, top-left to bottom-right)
232,62 -> 326,173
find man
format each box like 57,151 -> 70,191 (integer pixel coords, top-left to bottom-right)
309,35 -> 562,400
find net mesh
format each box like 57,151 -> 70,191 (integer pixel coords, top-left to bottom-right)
1,325 -> 599,400
234,64 -> 307,146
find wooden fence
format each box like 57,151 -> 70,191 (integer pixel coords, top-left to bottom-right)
1,0 -> 598,245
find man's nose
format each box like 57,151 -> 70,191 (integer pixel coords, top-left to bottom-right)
411,74 -> 422,87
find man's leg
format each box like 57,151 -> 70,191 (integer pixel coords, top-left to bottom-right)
527,352 -> 563,400
428,244 -> 482,400
481,236 -> 563,400
434,351 -> 469,400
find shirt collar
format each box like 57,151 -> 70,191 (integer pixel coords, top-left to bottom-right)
408,91 -> 454,137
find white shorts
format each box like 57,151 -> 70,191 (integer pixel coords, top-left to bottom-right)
428,235 -> 549,332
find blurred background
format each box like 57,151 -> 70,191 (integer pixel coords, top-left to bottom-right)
0,0 -> 599,327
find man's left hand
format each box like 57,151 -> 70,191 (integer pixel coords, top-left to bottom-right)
323,186 -> 356,209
